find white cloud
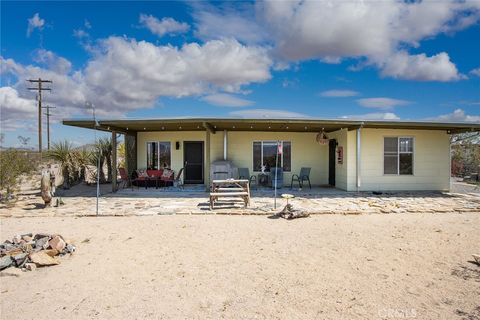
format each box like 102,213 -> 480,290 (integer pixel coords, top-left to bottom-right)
201,93 -> 254,107
1,37 -> 272,126
340,112 -> 400,121
84,19 -> 92,29
139,14 -> 190,37
192,3 -> 267,44
357,97 -> 411,110
379,51 -> 463,81
320,90 -> 359,97
33,49 -> 72,74
429,109 -> 480,123
0,87 -> 37,130
26,13 -> 45,37
73,29 -> 89,39
229,108 -> 307,118
193,0 -> 480,81
470,68 -> 480,77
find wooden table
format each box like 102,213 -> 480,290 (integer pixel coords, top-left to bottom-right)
210,179 -> 250,209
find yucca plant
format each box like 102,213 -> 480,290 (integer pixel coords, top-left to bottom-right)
96,137 -> 117,182
89,146 -> 106,183
73,148 -> 92,182
47,140 -> 74,189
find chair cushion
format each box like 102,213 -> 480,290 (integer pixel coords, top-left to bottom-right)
146,169 -> 163,177
161,169 -> 174,180
137,169 -> 149,178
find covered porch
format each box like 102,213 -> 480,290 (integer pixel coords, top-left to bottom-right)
63,117 -> 480,194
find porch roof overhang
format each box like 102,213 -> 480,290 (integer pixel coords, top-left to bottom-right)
62,117 -> 480,134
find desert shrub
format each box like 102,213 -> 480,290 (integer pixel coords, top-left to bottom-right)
0,149 -> 34,200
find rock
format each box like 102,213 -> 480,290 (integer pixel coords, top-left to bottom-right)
25,263 -> 37,271
35,237 -> 50,250
43,249 -> 59,257
13,253 -> 28,267
22,235 -> 33,242
0,267 -> 22,277
0,256 -> 13,270
29,251 -> 60,266
63,244 -> 76,254
49,236 -> 66,252
4,248 -> 23,256
473,254 -> 480,265
12,235 -> 22,244
33,233 -> 51,241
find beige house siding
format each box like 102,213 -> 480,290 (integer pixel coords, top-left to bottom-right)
137,130 -> 330,185
136,128 -> 450,191
354,129 -> 450,191
138,131 -> 202,176
227,131 -> 329,186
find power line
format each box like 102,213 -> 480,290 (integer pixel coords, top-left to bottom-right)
27,78 -> 52,155
42,105 -> 56,150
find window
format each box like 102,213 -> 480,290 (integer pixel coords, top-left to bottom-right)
147,142 -> 171,169
253,141 -> 291,172
384,137 -> 413,175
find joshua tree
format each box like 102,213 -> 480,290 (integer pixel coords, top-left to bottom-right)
47,140 -> 74,189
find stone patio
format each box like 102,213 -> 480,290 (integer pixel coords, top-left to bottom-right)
1,183 -> 479,217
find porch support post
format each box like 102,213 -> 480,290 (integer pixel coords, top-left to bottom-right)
205,130 -> 211,191
223,130 -> 227,160
356,126 -> 362,191
125,132 -> 137,179
112,131 -> 117,192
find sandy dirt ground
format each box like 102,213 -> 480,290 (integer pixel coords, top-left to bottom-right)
1,213 -> 479,320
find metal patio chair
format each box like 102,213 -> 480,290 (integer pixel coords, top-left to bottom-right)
291,167 -> 311,189
238,167 -> 257,188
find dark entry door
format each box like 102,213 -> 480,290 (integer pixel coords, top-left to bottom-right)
184,141 -> 204,184
328,139 -> 336,186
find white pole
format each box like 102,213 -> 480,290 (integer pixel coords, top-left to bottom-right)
87,101 -> 100,216
274,141 -> 279,209
94,108 -> 99,216
356,126 -> 362,192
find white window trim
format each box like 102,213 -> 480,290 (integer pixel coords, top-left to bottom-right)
252,140 -> 291,172
146,141 -> 171,169
382,136 -> 415,176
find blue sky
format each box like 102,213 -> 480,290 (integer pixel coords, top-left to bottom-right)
1,0 -> 479,148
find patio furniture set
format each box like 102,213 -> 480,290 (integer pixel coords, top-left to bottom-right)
238,167 -> 312,190
208,167 -> 312,210
118,167 -> 184,190
117,166 -> 312,210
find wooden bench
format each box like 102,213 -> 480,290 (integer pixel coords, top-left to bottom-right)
209,192 -> 249,209
215,187 -> 245,192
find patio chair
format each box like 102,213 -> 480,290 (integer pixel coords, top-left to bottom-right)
118,168 -> 131,189
291,167 -> 311,189
238,167 -> 257,188
173,168 -> 184,189
119,168 -> 146,190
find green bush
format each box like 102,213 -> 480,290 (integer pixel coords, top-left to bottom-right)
0,149 -> 34,200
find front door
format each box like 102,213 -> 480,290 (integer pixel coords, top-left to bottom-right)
184,141 -> 204,184
328,139 -> 336,186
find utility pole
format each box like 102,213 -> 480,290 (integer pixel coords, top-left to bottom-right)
42,105 -> 56,150
27,78 -> 52,155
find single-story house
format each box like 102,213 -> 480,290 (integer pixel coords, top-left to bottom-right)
63,118 -> 480,192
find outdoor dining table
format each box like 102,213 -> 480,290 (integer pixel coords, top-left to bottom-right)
209,179 -> 251,209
